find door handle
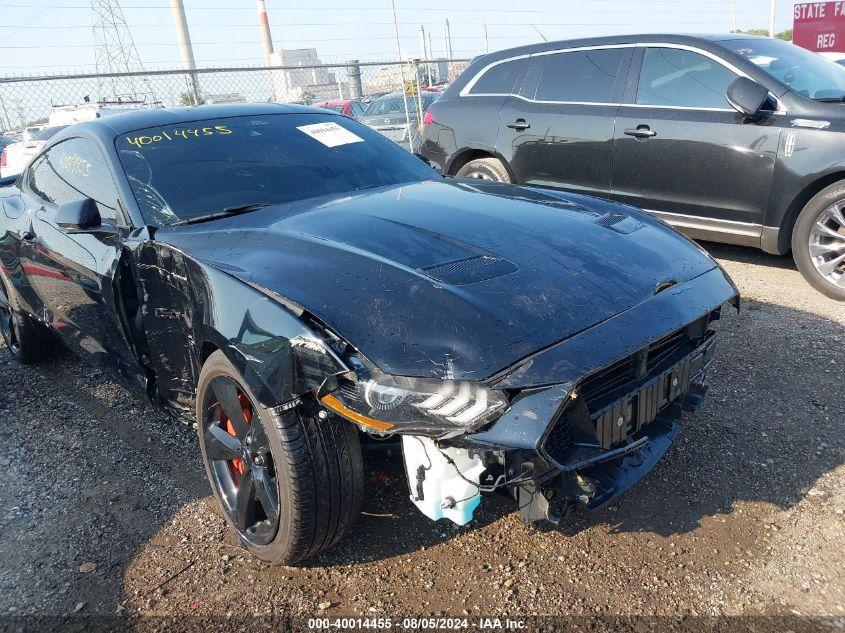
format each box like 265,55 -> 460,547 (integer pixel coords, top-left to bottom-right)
506,119 -> 530,131
624,125 -> 657,139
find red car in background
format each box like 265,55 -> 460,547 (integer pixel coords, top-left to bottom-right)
313,99 -> 366,119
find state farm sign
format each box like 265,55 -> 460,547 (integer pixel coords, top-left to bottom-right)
793,2 -> 845,51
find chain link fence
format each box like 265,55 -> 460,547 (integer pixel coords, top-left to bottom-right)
0,58 -> 470,145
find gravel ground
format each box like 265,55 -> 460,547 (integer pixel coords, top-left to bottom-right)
0,243 -> 843,630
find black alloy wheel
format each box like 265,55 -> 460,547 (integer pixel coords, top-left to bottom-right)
200,375 -> 281,546
0,281 -> 21,355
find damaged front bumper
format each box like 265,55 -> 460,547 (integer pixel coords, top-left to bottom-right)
401,267 -> 739,526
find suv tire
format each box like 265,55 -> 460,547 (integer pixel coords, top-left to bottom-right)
455,157 -> 511,183
792,182 -> 845,301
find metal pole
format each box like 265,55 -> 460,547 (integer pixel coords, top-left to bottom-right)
731,0 -> 737,32
427,31 -> 434,85
444,18 -> 453,58
770,0 -> 776,37
484,24 -> 490,54
0,89 -> 11,132
390,0 -> 414,153
420,25 -> 432,87
169,0 -> 200,104
420,25 -> 427,60
347,60 -> 363,99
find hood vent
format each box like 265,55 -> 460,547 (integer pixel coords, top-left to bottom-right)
422,255 -> 519,285
593,212 -> 644,235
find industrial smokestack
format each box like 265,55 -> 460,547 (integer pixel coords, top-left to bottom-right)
169,0 -> 200,104
256,0 -> 274,67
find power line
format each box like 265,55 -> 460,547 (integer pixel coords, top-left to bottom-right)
0,1 -> 773,8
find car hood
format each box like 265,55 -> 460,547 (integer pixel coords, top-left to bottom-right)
156,180 -> 718,380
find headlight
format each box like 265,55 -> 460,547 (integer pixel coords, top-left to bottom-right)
320,370 -> 509,436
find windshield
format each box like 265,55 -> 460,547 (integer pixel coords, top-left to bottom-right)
722,38 -> 845,100
32,126 -> 67,141
364,93 -> 438,117
115,112 -> 436,227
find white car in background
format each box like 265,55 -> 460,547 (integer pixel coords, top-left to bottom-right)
0,125 -> 66,178
21,126 -> 44,142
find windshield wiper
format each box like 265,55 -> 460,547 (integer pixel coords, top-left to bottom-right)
168,203 -> 270,227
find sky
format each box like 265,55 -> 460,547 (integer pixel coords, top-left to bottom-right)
0,0 -> 800,75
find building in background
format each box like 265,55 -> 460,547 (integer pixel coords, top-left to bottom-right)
270,48 -> 347,103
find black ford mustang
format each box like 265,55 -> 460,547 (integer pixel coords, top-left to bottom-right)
0,104 -> 738,564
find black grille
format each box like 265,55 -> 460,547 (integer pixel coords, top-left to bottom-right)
578,326 -> 693,412
543,410 -> 575,464
645,327 -> 687,373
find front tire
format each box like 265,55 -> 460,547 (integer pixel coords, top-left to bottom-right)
792,182 -> 845,301
455,157 -> 511,182
196,351 -> 363,564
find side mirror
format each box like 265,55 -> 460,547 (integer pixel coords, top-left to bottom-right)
56,198 -> 102,233
726,77 -> 770,118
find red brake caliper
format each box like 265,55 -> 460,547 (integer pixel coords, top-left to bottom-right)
220,391 -> 253,483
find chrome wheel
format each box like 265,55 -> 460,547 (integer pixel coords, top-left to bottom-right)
465,170 -> 495,181
809,202 -> 845,288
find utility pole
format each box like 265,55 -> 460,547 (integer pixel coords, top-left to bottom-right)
483,23 -> 489,54
390,0 -> 414,153
731,0 -> 737,32
770,0 -> 777,37
444,18 -> 453,58
428,30 -> 434,85
169,0 -> 201,104
419,25 -> 427,59
419,25 -> 431,87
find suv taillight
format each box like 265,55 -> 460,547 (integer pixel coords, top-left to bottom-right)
0,149 -> 5,168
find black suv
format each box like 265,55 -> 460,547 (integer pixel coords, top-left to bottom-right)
420,34 -> 845,300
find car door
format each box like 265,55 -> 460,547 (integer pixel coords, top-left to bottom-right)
498,46 -> 631,196
610,45 -> 782,240
19,137 -> 141,375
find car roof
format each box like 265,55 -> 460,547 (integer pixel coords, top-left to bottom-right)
447,33 -> 773,94
469,32 -> 768,61
60,103 -> 332,140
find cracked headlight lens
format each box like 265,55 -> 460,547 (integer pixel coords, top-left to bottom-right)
320,371 -> 509,435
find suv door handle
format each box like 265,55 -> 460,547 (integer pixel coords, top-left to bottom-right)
506,119 -> 530,131
624,125 -> 657,139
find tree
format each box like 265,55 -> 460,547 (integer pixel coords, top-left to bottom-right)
732,28 -> 793,41
178,92 -> 203,106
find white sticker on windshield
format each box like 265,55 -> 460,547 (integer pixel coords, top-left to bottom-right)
297,122 -> 364,148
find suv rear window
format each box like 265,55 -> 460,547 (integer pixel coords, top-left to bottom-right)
534,49 -> 624,103
468,58 -> 527,95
